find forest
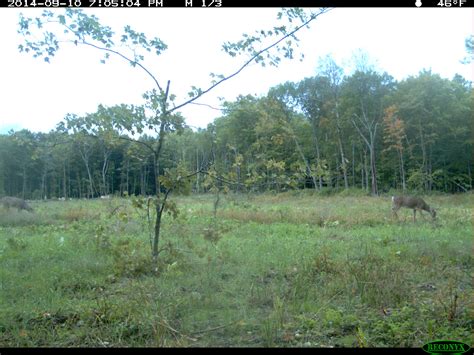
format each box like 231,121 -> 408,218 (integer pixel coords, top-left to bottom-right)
0,67 -> 472,199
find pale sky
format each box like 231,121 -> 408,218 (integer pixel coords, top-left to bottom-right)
0,8 -> 472,134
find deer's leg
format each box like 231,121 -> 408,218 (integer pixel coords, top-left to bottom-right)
413,209 -> 417,222
392,206 -> 400,220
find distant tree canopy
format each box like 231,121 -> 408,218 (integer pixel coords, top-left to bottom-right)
1,68 -> 472,198
462,35 -> 473,64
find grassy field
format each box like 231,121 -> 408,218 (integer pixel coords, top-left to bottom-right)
0,191 -> 472,347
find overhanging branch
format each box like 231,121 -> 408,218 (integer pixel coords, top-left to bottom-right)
80,40 -> 164,93
168,8 -> 332,115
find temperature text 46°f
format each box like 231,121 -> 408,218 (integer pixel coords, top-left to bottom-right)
437,0 -> 467,7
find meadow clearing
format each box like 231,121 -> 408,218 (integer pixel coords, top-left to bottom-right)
0,191 -> 472,347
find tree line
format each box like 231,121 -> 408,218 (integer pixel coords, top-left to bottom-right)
1,65 -> 471,199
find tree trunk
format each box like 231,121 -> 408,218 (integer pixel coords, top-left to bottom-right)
352,143 -> 356,187
63,162 -> 67,198
369,142 -> 378,195
428,146 -> 433,191
41,168 -> 47,199
126,159 -> 130,196
196,148 -> 200,193
363,149 -> 369,191
334,103 -> 348,189
79,148 -> 95,198
86,165 -> 94,198
292,132 -> 317,189
22,165 -> 27,199
338,136 -> 349,189
101,150 -> 110,196
399,149 -> 406,192
152,201 -> 164,271
310,117 -> 323,190
351,114 -> 378,195
418,123 -> 428,190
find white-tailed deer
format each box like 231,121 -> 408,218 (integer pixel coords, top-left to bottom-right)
0,196 -> 34,212
392,196 -> 436,222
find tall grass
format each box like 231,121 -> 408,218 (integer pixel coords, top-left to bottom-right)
0,193 -> 471,347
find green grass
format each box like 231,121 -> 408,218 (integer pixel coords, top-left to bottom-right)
0,192 -> 472,347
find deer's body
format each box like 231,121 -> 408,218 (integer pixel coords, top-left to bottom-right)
392,196 -> 435,222
0,196 -> 33,212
